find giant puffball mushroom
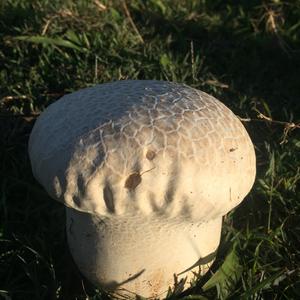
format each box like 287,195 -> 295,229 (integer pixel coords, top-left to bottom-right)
28,80 -> 256,299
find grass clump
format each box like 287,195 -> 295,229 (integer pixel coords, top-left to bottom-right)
0,0 -> 299,299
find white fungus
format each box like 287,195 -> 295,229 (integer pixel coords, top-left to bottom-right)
29,80 -> 256,298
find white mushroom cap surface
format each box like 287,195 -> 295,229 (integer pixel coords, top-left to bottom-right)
29,80 -> 256,298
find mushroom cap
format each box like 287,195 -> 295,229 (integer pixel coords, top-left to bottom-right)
29,80 -> 256,221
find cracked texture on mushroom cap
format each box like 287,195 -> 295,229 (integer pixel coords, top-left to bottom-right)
29,80 -> 256,221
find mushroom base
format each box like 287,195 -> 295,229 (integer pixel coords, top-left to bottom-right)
66,208 -> 222,299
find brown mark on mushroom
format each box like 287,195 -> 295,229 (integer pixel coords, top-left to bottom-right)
229,147 -> 238,152
124,166 -> 156,191
124,173 -> 142,190
149,269 -> 164,297
146,149 -> 156,160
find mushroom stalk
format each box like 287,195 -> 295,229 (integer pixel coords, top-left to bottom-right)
66,208 -> 222,298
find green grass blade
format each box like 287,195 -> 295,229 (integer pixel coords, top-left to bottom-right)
14,35 -> 87,52
241,270 -> 285,299
202,247 -> 242,299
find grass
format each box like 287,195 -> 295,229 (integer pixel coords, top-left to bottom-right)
0,0 -> 299,299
